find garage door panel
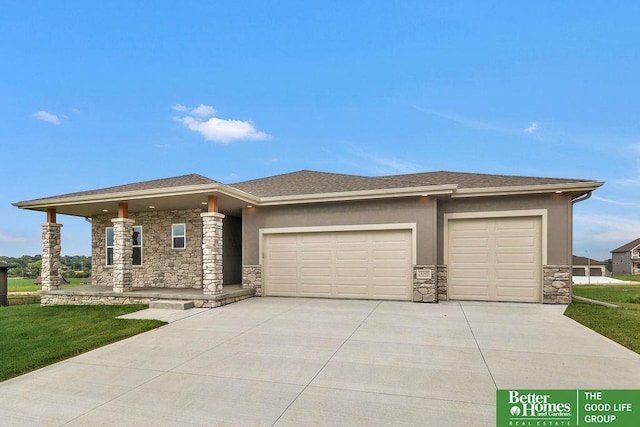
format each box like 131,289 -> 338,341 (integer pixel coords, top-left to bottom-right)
270,251 -> 298,261
372,267 -> 409,278
335,267 -> 368,278
495,253 -> 538,264
453,285 -> 491,298
495,268 -> 537,280
450,253 -> 490,264
335,250 -> 368,260
372,250 -> 409,261
264,229 -> 412,300
495,236 -> 537,248
450,237 -> 490,248
495,287 -> 536,299
448,216 -> 541,302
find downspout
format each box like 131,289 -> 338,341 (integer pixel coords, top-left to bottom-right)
570,191 -> 593,302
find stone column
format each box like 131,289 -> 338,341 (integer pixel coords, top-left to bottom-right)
242,265 -> 262,295
201,212 -> 224,295
112,218 -> 135,293
41,223 -> 63,291
543,265 -> 571,304
413,265 -> 437,302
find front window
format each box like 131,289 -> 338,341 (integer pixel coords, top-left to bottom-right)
172,223 -> 186,249
133,226 -> 142,266
105,226 -> 142,266
106,227 -> 114,266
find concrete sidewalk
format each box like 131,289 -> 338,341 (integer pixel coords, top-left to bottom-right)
1,298 -> 639,426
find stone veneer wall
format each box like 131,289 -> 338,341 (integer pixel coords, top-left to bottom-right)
543,265 -> 571,304
242,265 -> 262,296
111,218 -> 134,292
412,265 -> 437,302
92,209 -> 203,288
41,223 -> 62,291
201,212 -> 224,295
437,265 -> 448,301
40,293 -> 253,308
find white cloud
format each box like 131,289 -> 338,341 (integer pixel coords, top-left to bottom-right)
172,104 -> 189,112
173,104 -> 271,144
190,104 -> 217,118
32,110 -> 61,125
524,121 -> 539,133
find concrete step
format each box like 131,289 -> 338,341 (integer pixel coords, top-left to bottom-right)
149,299 -> 194,310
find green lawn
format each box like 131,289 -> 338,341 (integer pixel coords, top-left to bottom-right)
612,275 -> 640,282
8,277 -> 89,292
0,304 -> 165,382
565,285 -> 640,354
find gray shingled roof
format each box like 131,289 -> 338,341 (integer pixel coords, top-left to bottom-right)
20,174 -> 217,204
572,255 -> 607,266
16,169 -> 599,206
380,171 -> 594,189
229,170 -> 423,197
230,170 -> 595,197
611,238 -> 640,253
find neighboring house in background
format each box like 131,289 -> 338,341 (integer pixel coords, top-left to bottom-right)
14,170 -> 603,305
571,255 -> 609,277
611,238 -> 640,275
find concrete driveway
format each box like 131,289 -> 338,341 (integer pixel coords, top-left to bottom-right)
1,298 -> 639,426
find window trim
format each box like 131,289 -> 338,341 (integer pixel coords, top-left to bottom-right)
106,227 -> 114,266
172,223 -> 186,249
132,225 -> 143,266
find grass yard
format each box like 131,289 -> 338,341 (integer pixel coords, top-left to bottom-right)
612,275 -> 640,283
8,277 -> 89,292
0,304 -> 165,382
565,285 -> 640,354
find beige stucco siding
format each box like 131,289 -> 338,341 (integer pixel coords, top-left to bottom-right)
437,193 -> 572,265
242,197 -> 437,265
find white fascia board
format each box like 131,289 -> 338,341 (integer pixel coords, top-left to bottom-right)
14,183 -> 260,209
257,184 -> 458,206
451,181 -> 604,198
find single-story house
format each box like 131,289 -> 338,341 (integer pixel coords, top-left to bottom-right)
13,170 -> 603,305
611,238 -> 640,275
571,255 -> 609,277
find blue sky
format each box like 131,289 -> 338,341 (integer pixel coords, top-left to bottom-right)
1,1 -> 639,261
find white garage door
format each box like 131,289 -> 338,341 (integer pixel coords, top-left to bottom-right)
263,229 -> 412,300
447,216 -> 542,302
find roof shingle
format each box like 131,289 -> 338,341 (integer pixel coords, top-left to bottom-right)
611,238 -> 640,253
19,174 -> 217,204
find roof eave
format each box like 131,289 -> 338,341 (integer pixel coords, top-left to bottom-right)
13,183 -> 260,211
258,184 -> 458,206
451,182 -> 604,198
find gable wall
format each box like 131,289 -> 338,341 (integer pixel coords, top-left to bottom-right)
436,193 -> 572,265
91,209 -> 203,288
242,197 -> 437,265
612,251 -> 632,275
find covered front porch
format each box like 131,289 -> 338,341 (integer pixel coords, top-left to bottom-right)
13,174 -> 263,306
